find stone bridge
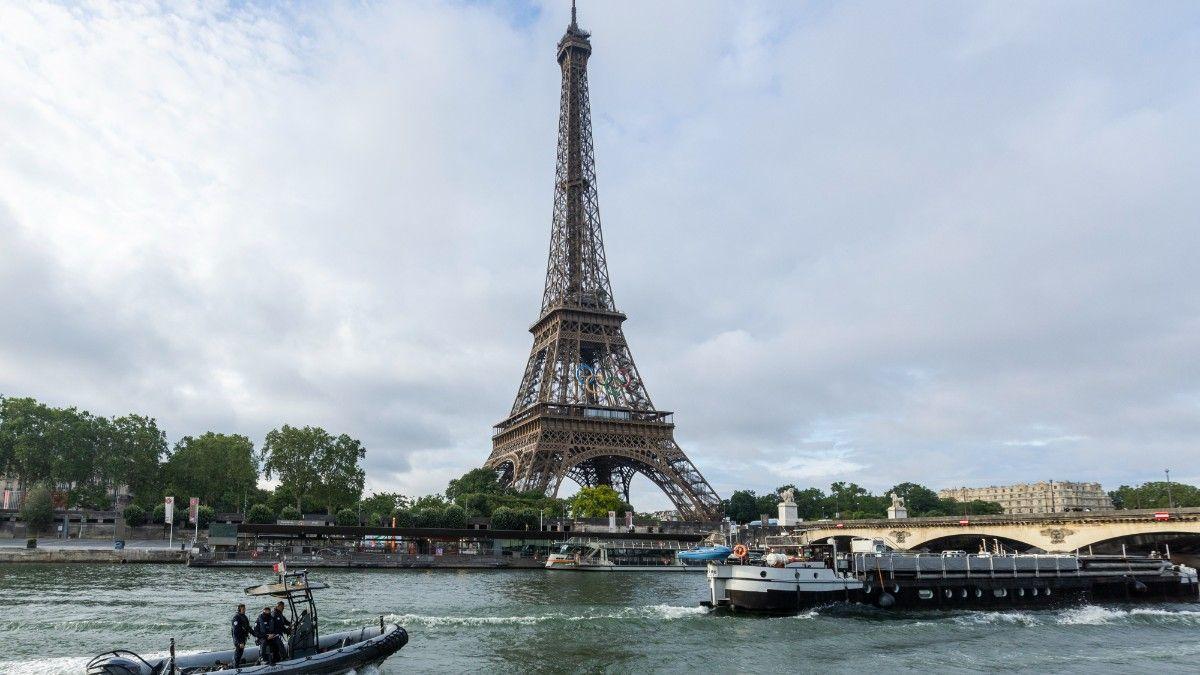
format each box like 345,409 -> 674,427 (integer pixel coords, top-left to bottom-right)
790,507 -> 1200,555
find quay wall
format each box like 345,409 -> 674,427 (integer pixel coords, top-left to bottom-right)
0,548 -> 186,564
190,552 -> 545,570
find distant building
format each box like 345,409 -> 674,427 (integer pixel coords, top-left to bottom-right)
938,481 -> 1112,515
651,510 -> 681,522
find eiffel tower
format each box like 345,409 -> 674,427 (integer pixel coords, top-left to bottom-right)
486,4 -> 722,521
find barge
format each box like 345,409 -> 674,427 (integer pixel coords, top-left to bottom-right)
705,543 -> 1199,613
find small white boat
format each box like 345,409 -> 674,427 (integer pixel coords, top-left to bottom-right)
545,537 -> 704,572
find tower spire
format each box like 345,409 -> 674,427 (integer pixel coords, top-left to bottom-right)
570,0 -> 577,29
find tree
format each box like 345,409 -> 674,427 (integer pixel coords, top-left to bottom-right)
887,482 -> 942,516
442,504 -> 467,529
108,414 -> 168,506
391,508 -> 414,528
490,506 -> 519,530
1110,482 -> 1200,510
197,505 -> 216,528
792,487 -> 828,520
359,492 -> 409,517
518,508 -> 540,530
1,397 -> 60,487
21,483 -> 55,536
570,485 -> 626,518
162,433 -> 258,512
412,507 -> 443,528
724,490 -> 760,524
261,426 -> 366,514
69,483 -> 112,510
246,504 -> 275,524
279,506 -> 302,521
446,468 -> 504,502
123,504 -> 148,527
336,508 -> 358,526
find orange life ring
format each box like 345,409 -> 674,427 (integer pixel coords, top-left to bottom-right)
733,544 -> 748,558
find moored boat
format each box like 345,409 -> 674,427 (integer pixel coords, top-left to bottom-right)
546,537 -> 704,571
87,567 -> 408,674
705,543 -> 1199,613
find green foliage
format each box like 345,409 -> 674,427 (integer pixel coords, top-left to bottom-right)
358,492 -> 409,517
109,414 -> 169,506
69,483 -> 112,510
490,506 -> 519,530
162,433 -> 258,512
20,483 -> 55,534
196,505 -> 216,528
411,494 -> 450,510
261,425 -> 366,514
246,503 -> 275,524
122,504 -> 147,527
412,507 -> 443,528
391,508 -> 414,528
518,508 -> 540,530
1110,481 -> 1200,509
442,504 -> 467,529
887,482 -> 941,515
569,485 -> 626,518
0,397 -> 168,507
336,508 -> 358,526
279,506 -> 302,521
446,468 -> 504,502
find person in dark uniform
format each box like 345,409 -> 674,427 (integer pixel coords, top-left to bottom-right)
272,601 -> 292,660
254,606 -> 279,664
231,603 -> 251,667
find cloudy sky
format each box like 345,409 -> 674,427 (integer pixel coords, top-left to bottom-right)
1,1 -> 1197,509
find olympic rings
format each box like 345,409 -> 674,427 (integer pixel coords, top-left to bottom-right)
576,361 -> 641,399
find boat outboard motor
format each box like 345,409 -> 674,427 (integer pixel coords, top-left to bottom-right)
878,592 -> 896,609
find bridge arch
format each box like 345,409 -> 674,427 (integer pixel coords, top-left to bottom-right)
904,531 -> 1041,553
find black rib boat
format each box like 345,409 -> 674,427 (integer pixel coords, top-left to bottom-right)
87,568 -> 408,674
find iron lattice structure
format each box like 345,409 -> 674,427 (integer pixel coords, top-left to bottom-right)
486,7 -> 722,521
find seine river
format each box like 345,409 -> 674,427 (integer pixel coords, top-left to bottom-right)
1,564 -> 1198,673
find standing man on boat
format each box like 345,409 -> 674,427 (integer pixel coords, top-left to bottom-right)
272,601 -> 293,659
231,603 -> 251,667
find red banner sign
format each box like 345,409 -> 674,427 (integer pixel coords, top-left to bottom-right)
1154,512 -> 1170,521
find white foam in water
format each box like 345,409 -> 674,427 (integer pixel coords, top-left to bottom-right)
1057,605 -> 1200,626
0,656 -> 91,675
0,649 -> 202,675
1056,605 -> 1127,625
637,604 -> 709,619
384,604 -> 709,628
952,611 -> 1041,626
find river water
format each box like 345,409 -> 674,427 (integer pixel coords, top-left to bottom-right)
1,564 -> 1198,673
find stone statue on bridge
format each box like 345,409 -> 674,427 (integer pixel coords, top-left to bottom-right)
887,492 -> 908,520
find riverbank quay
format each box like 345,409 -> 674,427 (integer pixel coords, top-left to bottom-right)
189,523 -> 708,569
0,545 -> 185,564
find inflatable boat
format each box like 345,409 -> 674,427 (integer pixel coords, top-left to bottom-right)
87,567 -> 408,674
677,545 -> 733,563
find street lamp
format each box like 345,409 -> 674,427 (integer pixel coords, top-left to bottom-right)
1165,469 -> 1174,510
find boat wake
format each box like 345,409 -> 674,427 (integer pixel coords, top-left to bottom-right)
951,604 -> 1200,627
377,604 -> 709,628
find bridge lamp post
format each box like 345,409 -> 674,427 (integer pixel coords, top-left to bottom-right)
1165,469 -> 1174,510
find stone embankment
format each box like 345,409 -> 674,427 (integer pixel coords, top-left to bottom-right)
0,547 -> 186,564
